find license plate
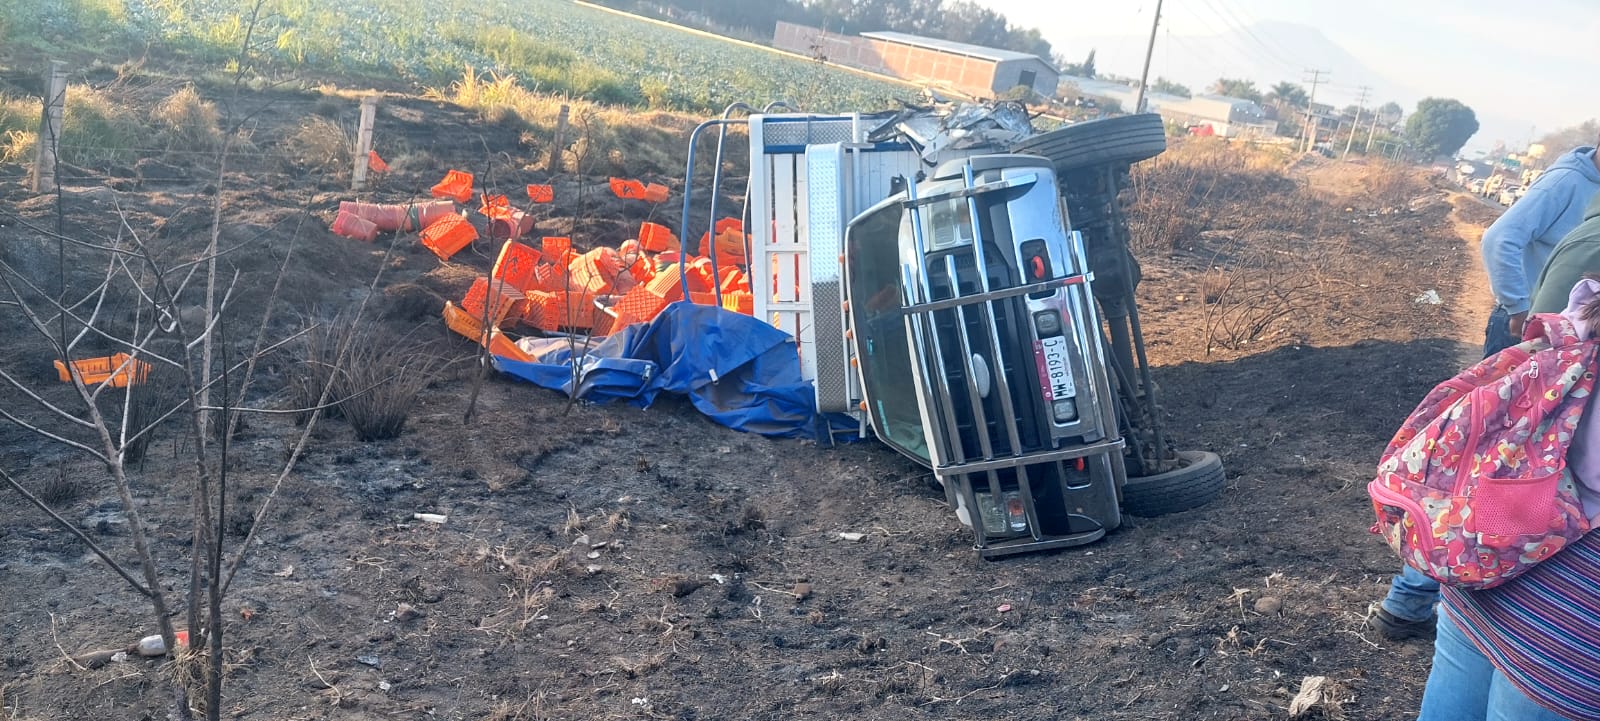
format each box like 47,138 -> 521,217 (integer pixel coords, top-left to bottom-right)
1037,336 -> 1076,401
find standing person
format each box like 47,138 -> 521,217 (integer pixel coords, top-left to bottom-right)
1480,142 -> 1600,353
1369,140 -> 1600,642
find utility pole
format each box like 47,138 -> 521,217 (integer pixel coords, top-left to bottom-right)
1133,0 -> 1164,114
1365,105 -> 1382,154
1343,85 -> 1371,159
1301,69 -> 1328,153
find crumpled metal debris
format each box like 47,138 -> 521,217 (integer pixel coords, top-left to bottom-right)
867,99 -> 1037,164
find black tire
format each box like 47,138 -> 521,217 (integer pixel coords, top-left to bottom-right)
1012,113 -> 1167,173
1121,450 -> 1224,517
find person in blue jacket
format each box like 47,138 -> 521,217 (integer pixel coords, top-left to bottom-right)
1368,140 -> 1600,642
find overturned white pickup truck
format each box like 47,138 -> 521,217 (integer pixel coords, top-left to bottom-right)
685,107 -> 1223,557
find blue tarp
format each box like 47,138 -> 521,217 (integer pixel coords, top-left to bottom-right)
494,302 -> 845,438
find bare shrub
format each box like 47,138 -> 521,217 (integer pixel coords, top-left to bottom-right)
338,339 -> 440,442
283,115 -> 352,176
36,470 -> 82,507
288,318 -> 442,440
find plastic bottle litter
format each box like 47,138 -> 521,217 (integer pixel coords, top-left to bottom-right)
135,630 -> 189,657
412,513 -> 447,524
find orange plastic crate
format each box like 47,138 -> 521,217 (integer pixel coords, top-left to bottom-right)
542,236 -> 571,258
639,222 -> 678,252
721,291 -> 754,315
528,290 -> 602,332
493,241 -> 542,292
610,284 -> 673,330
330,210 -> 378,242
443,301 -> 486,340
684,257 -> 716,293
367,150 -> 389,173
719,266 -> 749,294
642,183 -> 669,203
643,264 -> 685,303
431,169 -> 474,203
609,177 -> 646,200
527,184 -> 554,203
486,329 -> 534,362
54,353 -> 150,387
420,213 -> 478,261
461,277 -> 523,326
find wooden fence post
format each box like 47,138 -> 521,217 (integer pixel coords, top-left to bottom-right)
30,60 -> 68,194
351,95 -> 378,191
547,104 -> 570,173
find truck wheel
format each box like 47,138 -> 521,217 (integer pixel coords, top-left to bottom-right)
1121,450 -> 1224,517
1013,113 -> 1167,173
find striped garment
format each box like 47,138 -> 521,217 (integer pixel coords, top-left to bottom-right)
1444,529 -> 1600,720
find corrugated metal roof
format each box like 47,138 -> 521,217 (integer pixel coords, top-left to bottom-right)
859,31 -> 1054,68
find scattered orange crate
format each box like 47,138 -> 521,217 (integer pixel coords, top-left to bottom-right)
461,277 -> 524,325
609,177 -> 646,200
527,184 -> 554,203
542,236 -> 571,258
486,329 -> 534,362
430,169 -> 474,203
420,213 -> 477,261
610,284 -> 674,329
639,222 -> 678,252
493,241 -> 542,292
54,353 -> 150,388
721,291 -> 754,315
330,210 -> 378,242
442,302 -> 533,361
442,301 -> 486,341
367,150 -> 389,173
643,264 -> 685,303
641,183 -> 669,203
684,257 -> 716,293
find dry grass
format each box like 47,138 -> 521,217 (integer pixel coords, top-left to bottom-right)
60,85 -> 147,166
1125,137 -> 1296,254
427,67 -> 695,175
0,93 -> 37,164
152,85 -> 223,153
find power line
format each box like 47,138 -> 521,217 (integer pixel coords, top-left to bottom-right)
1207,0 -> 1308,70
1186,0 -> 1306,77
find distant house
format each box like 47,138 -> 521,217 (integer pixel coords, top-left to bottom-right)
1155,95 -> 1274,138
773,22 -> 1059,99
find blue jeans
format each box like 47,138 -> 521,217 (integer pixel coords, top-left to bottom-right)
1384,306 -> 1520,621
1482,306 -> 1519,358
1419,609 -> 1572,721
1382,565 -> 1440,622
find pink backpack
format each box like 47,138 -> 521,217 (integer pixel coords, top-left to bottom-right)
1368,312 -> 1598,590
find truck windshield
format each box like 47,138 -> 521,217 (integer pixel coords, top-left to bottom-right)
847,202 -> 931,465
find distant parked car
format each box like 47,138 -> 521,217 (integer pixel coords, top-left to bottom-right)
1468,178 -> 1486,195
1498,185 -> 1522,206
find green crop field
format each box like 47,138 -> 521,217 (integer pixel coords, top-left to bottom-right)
2,0 -> 918,113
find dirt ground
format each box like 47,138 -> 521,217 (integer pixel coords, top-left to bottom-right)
0,78 -> 1504,721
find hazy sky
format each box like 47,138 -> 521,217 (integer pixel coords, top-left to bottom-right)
975,0 -> 1596,152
